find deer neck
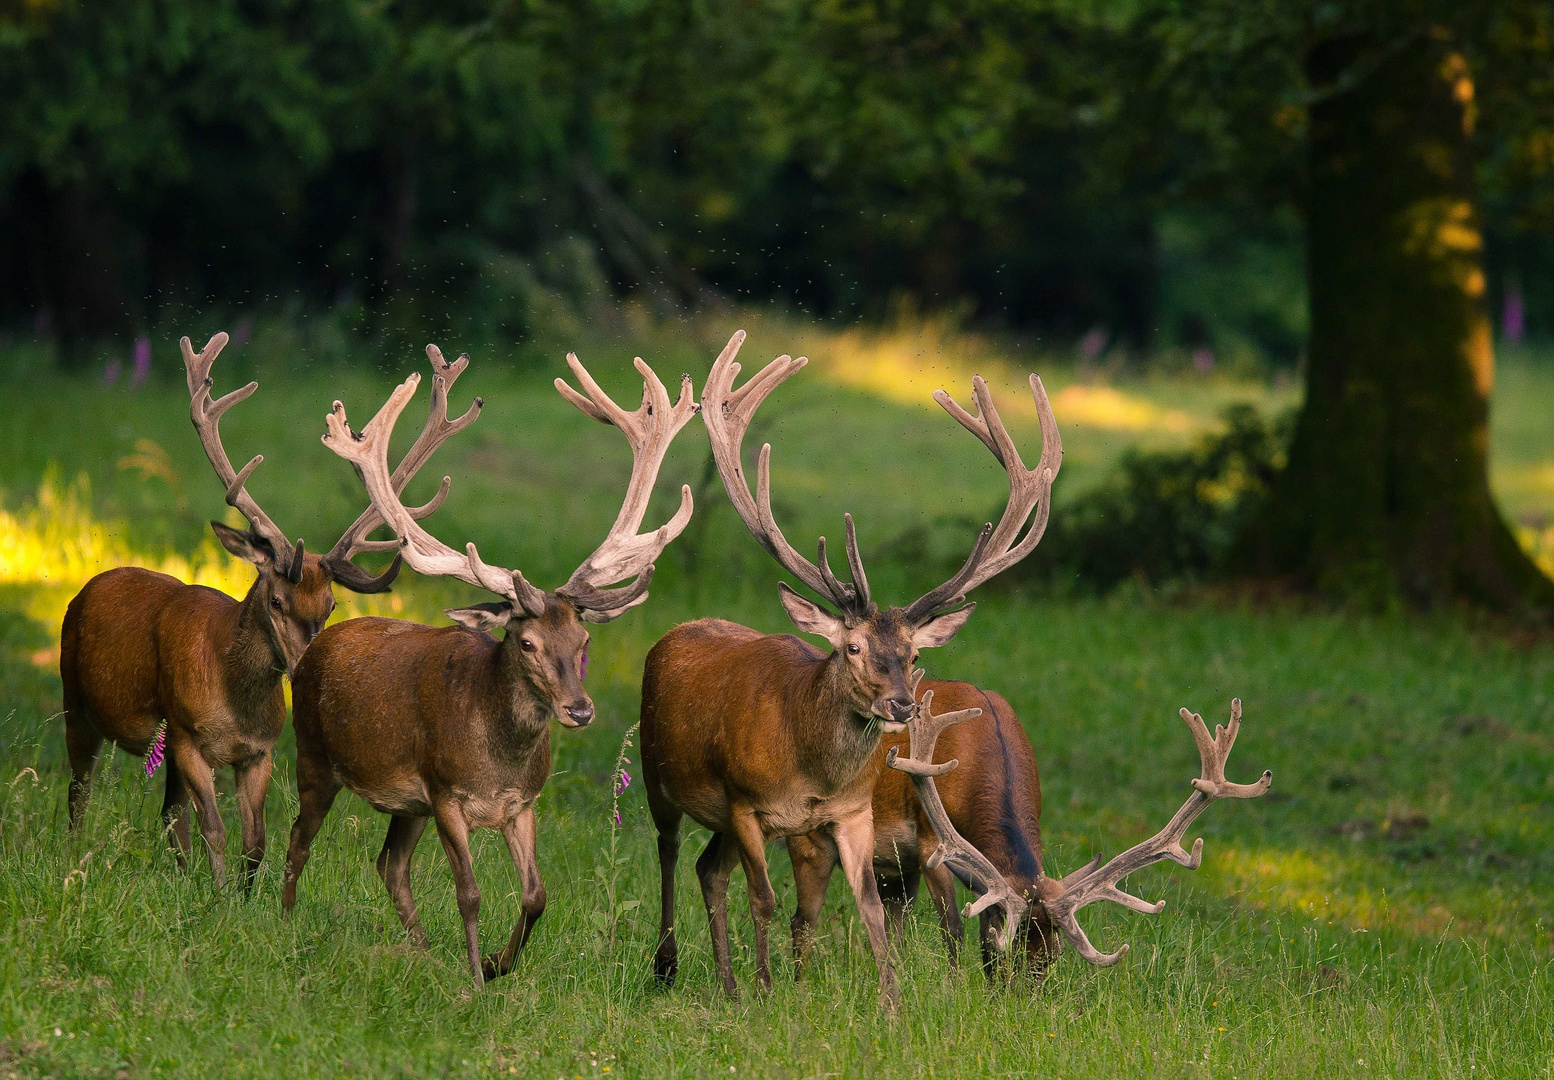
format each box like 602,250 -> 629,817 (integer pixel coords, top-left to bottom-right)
486,635 -> 553,762
223,590 -> 286,712
793,652 -> 883,794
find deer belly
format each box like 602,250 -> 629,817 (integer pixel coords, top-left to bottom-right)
755,791 -> 871,838
872,818 -> 920,871
351,773 -> 433,817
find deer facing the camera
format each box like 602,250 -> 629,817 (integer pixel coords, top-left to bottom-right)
640,330 -> 1062,1010
282,351 -> 696,987
57,332 -> 444,886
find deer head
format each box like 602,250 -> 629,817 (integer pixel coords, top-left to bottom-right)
323,349 -> 697,729
184,332 -> 462,676
702,330 -> 1062,731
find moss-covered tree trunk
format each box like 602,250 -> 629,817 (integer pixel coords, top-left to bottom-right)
1250,28 -> 1554,612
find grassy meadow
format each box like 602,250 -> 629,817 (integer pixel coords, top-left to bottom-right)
1,315 -> 1552,1077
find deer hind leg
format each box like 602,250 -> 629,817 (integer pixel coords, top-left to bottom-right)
651,807 -> 682,985
160,758 -> 192,870
483,806 -> 546,981
921,860 -> 964,968
433,800 -> 485,988
232,752 -> 272,894
879,867 -> 920,946
832,812 -> 901,1013
695,830 -> 743,1000
377,815 -> 430,947
64,716 -> 103,831
170,739 -> 227,887
281,765 -> 342,912
786,831 -> 838,979
730,809 -> 776,992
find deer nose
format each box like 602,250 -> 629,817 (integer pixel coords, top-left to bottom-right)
886,696 -> 916,721
564,703 -> 595,727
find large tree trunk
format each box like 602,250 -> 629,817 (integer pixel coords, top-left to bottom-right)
1248,28 -> 1554,613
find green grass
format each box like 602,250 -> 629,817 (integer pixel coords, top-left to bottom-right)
1,322 -> 1552,1077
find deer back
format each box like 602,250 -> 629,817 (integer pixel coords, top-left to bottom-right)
873,681 -> 1045,891
61,566 -> 287,751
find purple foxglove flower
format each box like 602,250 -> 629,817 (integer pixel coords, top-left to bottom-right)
145,721 -> 167,777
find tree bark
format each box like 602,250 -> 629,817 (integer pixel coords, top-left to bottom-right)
1247,27 -> 1554,613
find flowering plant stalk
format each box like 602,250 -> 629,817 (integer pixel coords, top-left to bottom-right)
144,720 -> 167,777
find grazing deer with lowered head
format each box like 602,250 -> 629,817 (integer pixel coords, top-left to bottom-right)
785,675 -> 1056,977
639,330 -> 1061,1010
57,332 -> 450,886
877,690 -> 1270,978
282,351 -> 696,987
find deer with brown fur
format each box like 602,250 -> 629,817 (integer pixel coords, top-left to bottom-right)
282,350 -> 696,987
639,330 -> 1062,1010
875,690 -> 1271,978
57,332 -> 460,887
786,676 -> 1057,978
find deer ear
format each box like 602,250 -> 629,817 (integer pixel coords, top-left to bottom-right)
211,521 -> 275,566
778,583 -> 845,647
911,602 -> 976,649
445,602 -> 513,632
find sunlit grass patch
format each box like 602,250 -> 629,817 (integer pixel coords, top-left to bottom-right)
1051,383 -> 1196,434
0,469 -> 253,628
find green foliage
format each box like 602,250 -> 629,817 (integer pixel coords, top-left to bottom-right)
1032,404 -> 1293,592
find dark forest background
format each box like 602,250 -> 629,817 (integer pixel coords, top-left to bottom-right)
0,0 -> 1547,362
5,0 -> 1554,611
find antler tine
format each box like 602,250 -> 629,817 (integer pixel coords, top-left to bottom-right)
887,689 -> 1029,949
702,331 -> 866,615
323,369 -> 545,616
181,333 -> 296,568
903,373 -> 1062,624
1039,699 -> 1272,967
323,344 -> 484,592
556,353 -> 698,621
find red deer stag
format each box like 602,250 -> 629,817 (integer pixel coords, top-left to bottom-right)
881,691 -> 1271,978
283,351 -> 696,987
640,330 -> 1061,1010
58,331 -> 454,886
785,676 -> 1053,975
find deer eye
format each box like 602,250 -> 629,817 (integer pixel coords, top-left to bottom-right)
270,597 -> 283,611
520,638 -> 537,653
847,642 -> 861,655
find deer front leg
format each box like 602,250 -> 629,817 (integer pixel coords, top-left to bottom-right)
232,751 -> 272,893
170,739 -> 227,887
729,808 -> 777,992
695,831 -> 742,1000
786,831 -> 838,979
832,811 -> 902,1013
483,805 -> 547,981
432,800 -> 485,988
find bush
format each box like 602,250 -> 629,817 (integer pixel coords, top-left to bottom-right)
1025,403 -> 1293,592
